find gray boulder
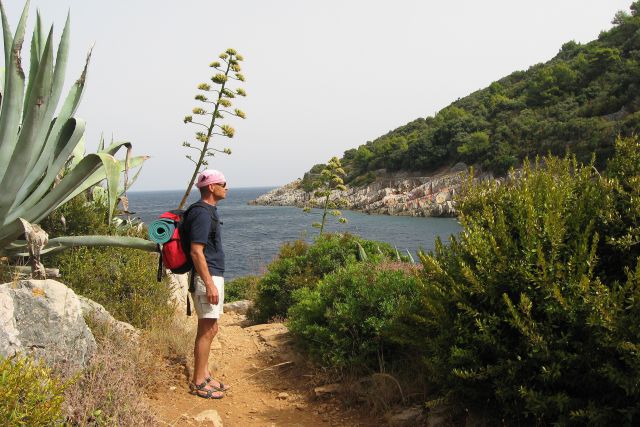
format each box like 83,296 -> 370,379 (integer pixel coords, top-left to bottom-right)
223,299 -> 253,315
0,279 -> 96,371
78,295 -> 139,341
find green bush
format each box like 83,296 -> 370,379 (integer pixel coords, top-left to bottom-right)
50,243 -> 172,329
250,233 -> 398,322
0,355 -> 68,426
225,275 -> 259,302
288,261 -> 422,373
403,140 -> 640,424
41,194 -> 172,329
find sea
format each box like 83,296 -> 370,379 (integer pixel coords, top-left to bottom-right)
127,188 -> 462,280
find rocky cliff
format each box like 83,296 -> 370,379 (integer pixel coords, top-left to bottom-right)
250,163 -> 483,217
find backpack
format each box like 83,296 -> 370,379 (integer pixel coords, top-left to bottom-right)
156,201 -> 218,278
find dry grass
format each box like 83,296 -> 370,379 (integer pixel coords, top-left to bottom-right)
61,312 -> 194,426
61,321 -> 158,426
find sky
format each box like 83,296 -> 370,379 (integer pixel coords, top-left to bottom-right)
1,0 -> 635,190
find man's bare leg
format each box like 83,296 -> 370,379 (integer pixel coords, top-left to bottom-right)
192,318 -> 223,397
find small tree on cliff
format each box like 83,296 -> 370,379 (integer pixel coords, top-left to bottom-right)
303,157 -> 348,235
178,48 -> 247,209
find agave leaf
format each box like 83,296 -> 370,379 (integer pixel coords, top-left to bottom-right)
58,151 -> 147,209
7,235 -> 157,256
0,0 -> 29,182
120,161 -> 146,196
23,10 -> 42,119
394,245 -> 401,261
0,66 -> 4,105
16,47 -> 90,204
0,26 -> 54,220
11,152 -> 119,226
12,118 -> 85,215
69,134 -> 86,168
29,11 -> 70,173
46,45 -> 89,172
0,1 -> 11,66
0,218 -> 23,254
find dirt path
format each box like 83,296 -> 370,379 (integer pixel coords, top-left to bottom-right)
148,312 -> 378,426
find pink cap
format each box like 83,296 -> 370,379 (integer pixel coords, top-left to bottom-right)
196,169 -> 226,188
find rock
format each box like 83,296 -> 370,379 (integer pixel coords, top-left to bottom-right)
276,392 -> 290,400
193,409 -> 223,427
385,406 -> 426,427
449,162 -> 469,173
223,299 -> 253,315
0,280 -> 96,371
78,295 -> 139,340
167,272 -> 189,306
249,168 -> 489,218
314,383 -> 341,398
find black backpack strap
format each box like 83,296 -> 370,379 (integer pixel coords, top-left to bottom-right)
156,244 -> 163,282
187,268 -> 196,316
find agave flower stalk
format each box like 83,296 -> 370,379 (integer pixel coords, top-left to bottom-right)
178,48 -> 247,209
303,156 -> 348,235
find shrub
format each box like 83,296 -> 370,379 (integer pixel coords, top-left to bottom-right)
288,261 -> 423,374
225,275 -> 260,302
41,194 -> 172,329
49,242 -> 172,329
0,355 -> 68,426
404,142 -> 640,424
250,233 -> 398,322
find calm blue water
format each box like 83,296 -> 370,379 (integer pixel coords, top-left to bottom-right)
127,188 -> 461,280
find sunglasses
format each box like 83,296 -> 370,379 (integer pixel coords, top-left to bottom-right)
212,182 -> 227,189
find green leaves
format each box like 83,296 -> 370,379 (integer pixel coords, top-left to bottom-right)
0,4 -> 149,256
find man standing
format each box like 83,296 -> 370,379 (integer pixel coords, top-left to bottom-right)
184,169 -> 229,399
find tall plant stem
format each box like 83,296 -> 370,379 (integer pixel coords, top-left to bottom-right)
178,60 -> 232,209
319,193 -> 330,235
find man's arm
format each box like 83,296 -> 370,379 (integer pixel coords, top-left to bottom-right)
190,242 -> 219,305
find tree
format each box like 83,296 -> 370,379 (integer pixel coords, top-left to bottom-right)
178,49 -> 247,209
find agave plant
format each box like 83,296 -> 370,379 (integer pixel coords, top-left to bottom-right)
0,1 -> 155,259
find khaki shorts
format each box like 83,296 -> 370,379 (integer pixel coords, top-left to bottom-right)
191,274 -> 224,319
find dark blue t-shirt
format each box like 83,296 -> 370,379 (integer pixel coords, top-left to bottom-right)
184,200 -> 224,276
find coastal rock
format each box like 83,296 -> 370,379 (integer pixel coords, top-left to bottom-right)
249,165 -> 484,217
0,279 -> 96,371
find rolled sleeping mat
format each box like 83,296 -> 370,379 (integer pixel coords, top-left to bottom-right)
148,219 -> 175,244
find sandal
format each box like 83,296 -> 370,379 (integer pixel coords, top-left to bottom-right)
204,375 -> 230,392
189,380 -> 225,399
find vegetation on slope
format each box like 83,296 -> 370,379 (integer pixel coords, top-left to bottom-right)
303,1 -> 640,188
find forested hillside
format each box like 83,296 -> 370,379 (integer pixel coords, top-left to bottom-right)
307,2 -> 640,187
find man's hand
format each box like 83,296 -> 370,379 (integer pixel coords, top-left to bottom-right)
205,282 -> 219,305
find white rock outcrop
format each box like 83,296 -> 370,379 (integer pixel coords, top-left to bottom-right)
249,164 -> 486,218
0,279 -> 96,371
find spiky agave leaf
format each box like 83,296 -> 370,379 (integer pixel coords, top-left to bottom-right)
6,235 -> 157,257
0,0 -> 29,183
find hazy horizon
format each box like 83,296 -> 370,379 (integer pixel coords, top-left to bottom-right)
1,1 -> 634,190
